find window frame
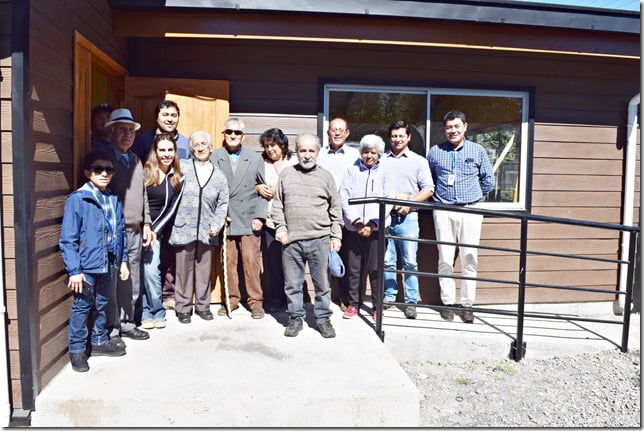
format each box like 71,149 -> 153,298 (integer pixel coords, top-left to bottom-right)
323,83 -> 531,211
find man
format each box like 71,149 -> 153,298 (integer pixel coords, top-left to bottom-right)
211,118 -> 267,319
317,118 -> 360,311
90,103 -> 113,154
104,108 -> 153,343
271,133 -> 343,338
427,110 -> 495,323
382,120 -> 434,319
131,100 -> 191,161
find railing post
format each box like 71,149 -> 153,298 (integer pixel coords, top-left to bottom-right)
375,199 -> 387,341
512,216 -> 529,361
620,231 -> 637,352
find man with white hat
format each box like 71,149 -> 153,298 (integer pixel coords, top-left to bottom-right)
104,108 -> 153,345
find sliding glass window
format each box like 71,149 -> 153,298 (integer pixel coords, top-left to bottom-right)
324,85 -> 529,210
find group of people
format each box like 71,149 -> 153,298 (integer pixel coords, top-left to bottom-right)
60,100 -> 494,373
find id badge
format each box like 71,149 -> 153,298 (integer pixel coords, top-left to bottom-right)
447,174 -> 455,186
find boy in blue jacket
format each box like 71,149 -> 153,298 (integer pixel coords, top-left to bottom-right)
59,151 -> 130,372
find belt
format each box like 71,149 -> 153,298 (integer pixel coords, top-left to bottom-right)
452,201 -> 479,206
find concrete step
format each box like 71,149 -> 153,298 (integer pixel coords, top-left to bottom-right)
31,303 -> 420,427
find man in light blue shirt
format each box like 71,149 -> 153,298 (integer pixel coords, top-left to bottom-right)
317,118 -> 360,311
382,120 -> 434,319
427,110 -> 495,323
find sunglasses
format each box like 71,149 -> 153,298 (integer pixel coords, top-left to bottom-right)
224,129 -> 244,136
89,165 -> 115,175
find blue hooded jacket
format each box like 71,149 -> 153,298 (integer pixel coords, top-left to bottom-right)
59,183 -> 128,276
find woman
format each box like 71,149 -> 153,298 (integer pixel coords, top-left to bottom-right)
256,128 -> 298,313
141,133 -> 184,329
339,134 -> 393,319
169,131 -> 229,323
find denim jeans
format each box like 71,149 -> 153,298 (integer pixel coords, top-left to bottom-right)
68,272 -> 112,354
142,240 -> 166,321
282,236 -> 332,324
384,211 -> 420,304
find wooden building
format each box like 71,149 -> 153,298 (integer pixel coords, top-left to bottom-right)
1,0 -> 639,419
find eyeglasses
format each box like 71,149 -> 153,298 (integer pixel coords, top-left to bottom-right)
224,129 -> 244,136
330,128 -> 347,134
89,165 -> 115,175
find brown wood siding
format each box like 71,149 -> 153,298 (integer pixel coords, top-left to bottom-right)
12,0 -> 127,408
129,37 -> 637,126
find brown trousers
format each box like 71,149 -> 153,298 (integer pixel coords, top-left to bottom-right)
225,234 -> 263,309
174,241 -> 213,314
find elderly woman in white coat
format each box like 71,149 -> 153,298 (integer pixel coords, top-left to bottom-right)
169,131 -> 229,324
339,134 -> 393,320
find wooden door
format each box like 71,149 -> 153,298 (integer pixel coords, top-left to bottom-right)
123,77 -> 230,303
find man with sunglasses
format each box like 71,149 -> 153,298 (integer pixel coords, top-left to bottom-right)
60,151 -> 129,372
211,118 -> 267,319
104,108 -> 154,345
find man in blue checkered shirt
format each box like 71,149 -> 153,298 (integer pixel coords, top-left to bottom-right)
427,110 -> 495,324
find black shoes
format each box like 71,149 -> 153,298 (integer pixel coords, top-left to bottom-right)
195,309 -> 214,321
69,353 -> 89,372
121,327 -> 150,340
461,307 -> 474,324
317,319 -> 336,338
176,312 -> 192,323
110,336 -> 126,349
440,309 -> 455,321
91,339 -> 126,357
404,306 -> 417,319
284,317 -> 304,337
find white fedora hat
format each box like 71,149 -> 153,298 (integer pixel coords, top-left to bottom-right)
105,108 -> 141,131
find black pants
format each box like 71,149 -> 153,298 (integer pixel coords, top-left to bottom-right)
344,229 -> 380,308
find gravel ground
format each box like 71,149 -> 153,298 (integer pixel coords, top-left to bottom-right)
400,348 -> 641,427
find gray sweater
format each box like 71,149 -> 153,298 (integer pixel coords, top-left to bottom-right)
109,149 -> 151,228
270,164 -> 342,244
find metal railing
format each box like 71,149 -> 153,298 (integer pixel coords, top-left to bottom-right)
349,197 -> 640,361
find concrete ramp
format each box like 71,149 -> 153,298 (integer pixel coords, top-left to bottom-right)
31,303 -> 420,427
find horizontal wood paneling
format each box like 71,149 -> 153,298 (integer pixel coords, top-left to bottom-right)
481,222 -> 620,240
532,174 -> 621,191
0,66 -> 10,99
533,142 -> 622,159
35,225 -> 62,254
129,38 -> 638,125
22,0 -> 128,407
37,252 -> 64,284
532,158 -> 623,175
5,287 -> 16,319
531,191 -> 621,207
232,113 -> 317,149
34,195 -> 67,224
0,99 -> 10,130
38,276 -> 69,314
39,296 -> 72,342
34,169 -> 72,194
1,131 -> 13,162
3,195 -> 13,226
3,227 -> 14,259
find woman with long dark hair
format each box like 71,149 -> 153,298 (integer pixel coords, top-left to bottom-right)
141,133 -> 184,329
256,128 -> 298,313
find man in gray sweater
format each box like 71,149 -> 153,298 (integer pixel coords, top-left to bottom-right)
271,133 -> 343,338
